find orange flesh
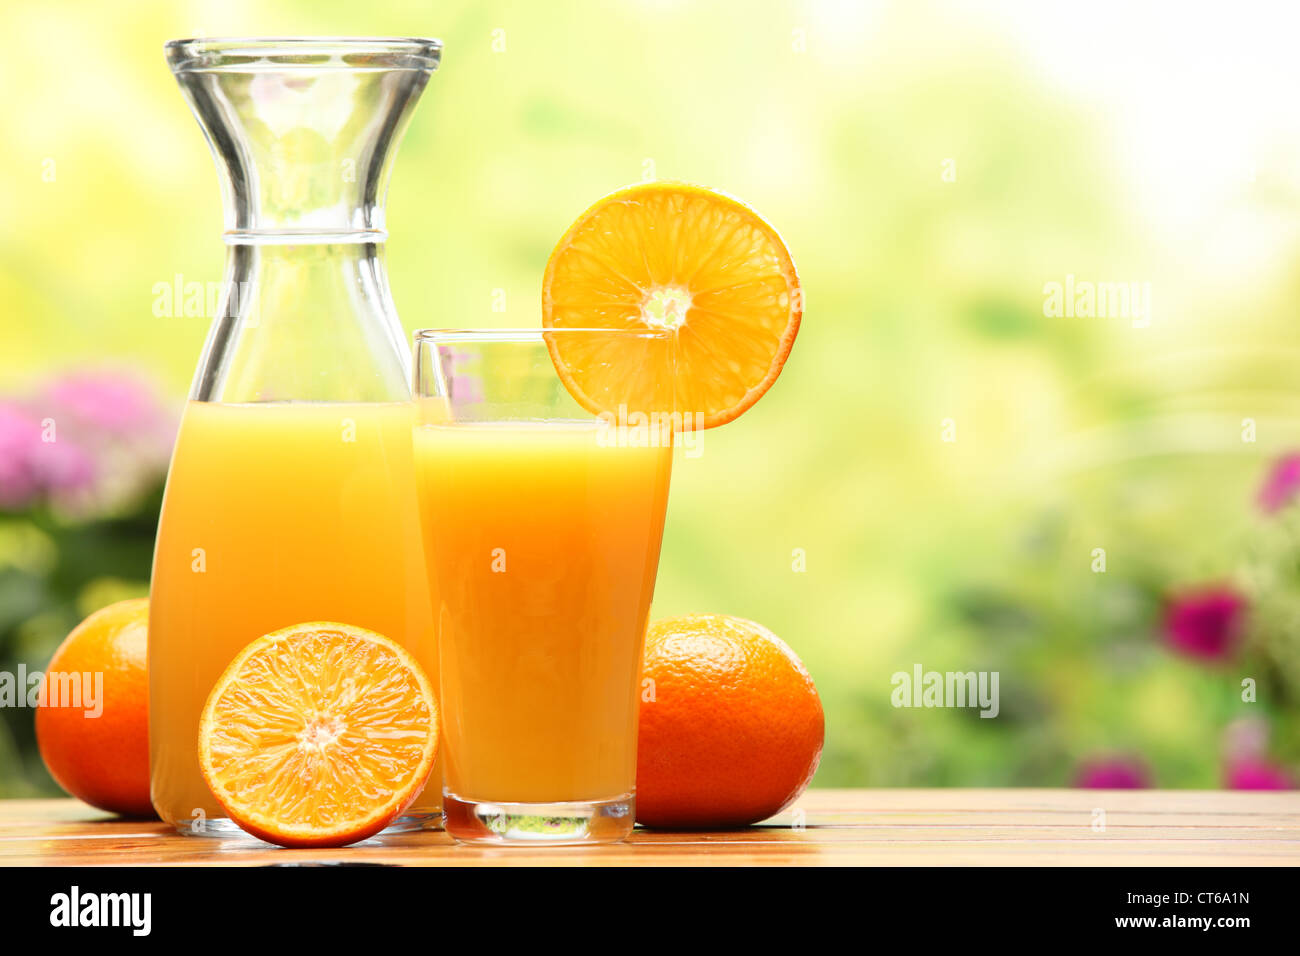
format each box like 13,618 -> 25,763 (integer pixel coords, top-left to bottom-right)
543,182 -> 801,428
198,622 -> 437,847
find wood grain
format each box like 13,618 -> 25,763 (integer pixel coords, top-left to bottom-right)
3,789 -> 1299,866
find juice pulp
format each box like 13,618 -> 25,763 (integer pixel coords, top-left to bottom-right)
148,401 -> 440,828
414,423 -> 672,804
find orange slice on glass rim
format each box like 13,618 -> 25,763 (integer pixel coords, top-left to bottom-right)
542,182 -> 801,429
198,622 -> 438,848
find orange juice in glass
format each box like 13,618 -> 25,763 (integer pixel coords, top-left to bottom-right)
413,329 -> 673,844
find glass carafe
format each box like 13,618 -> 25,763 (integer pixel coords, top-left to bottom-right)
149,38 -> 443,835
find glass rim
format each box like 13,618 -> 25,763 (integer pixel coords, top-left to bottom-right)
413,327 -> 674,344
164,37 -> 442,73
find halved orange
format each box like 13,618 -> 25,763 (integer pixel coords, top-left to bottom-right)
198,622 -> 438,848
542,182 -> 801,429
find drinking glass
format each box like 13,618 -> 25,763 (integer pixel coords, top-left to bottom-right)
413,329 -> 674,844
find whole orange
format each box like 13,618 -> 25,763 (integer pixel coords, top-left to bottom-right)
636,613 -> 823,828
35,598 -> 154,818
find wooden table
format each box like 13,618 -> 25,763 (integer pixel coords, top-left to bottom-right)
3,789 -> 1298,866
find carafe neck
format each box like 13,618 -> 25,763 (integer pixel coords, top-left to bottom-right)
167,38 -> 439,242
165,38 -> 440,404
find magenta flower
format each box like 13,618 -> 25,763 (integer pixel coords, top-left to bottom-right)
29,435 -> 96,494
42,371 -> 173,440
1074,756 -> 1150,789
1226,758 -> 1293,790
1258,452 -> 1300,513
0,403 -> 42,509
1222,719 -> 1293,789
1162,586 -> 1246,662
0,369 -> 176,515
0,401 -> 98,511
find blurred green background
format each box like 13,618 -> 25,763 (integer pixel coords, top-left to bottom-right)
4,0 -> 1300,796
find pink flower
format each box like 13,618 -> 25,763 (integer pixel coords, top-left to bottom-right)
1258,453 -> 1300,513
1226,758 -> 1293,790
0,403 -> 42,509
0,370 -> 176,515
42,371 -> 170,437
1074,756 -> 1150,789
29,436 -> 96,494
0,403 -> 96,512
1163,586 -> 1246,662
0,402 -> 98,510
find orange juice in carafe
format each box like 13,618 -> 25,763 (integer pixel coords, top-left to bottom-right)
149,401 -> 440,827
153,37 -> 444,832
